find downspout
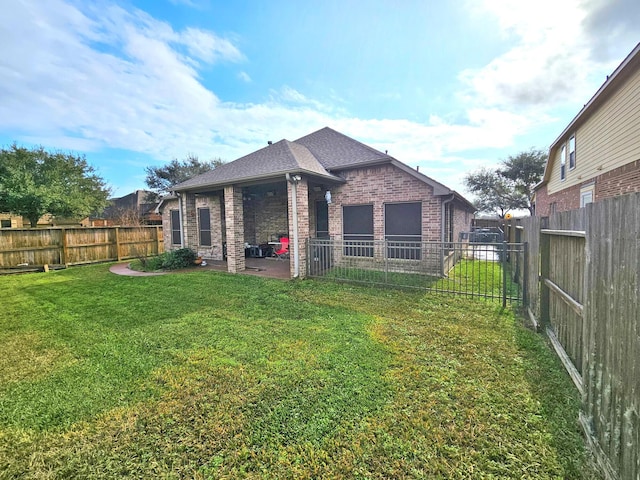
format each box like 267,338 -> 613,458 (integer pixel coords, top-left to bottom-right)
286,173 -> 300,278
440,193 -> 455,276
176,191 -> 185,248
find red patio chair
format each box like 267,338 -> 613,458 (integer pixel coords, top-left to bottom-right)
273,236 -> 290,260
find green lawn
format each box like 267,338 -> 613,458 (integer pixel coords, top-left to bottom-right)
0,265 -> 597,479
320,259 -> 520,301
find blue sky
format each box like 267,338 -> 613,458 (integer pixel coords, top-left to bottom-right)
1,0 -> 639,198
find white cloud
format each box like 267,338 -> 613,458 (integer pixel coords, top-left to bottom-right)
1,0 -> 637,200
179,27 -> 244,64
238,71 -> 252,83
460,0 -> 639,110
168,0 -> 199,7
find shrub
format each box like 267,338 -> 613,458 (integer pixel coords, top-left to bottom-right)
144,255 -> 166,271
161,248 -> 197,270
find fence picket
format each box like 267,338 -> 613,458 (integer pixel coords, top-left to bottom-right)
0,226 -> 164,268
516,192 -> 640,480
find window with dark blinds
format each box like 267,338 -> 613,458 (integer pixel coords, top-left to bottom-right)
198,208 -> 211,246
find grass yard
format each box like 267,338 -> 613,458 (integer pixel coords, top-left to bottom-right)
321,258 -> 520,301
0,265 -> 597,479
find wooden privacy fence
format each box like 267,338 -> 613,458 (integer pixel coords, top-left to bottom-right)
513,193 -> 639,480
0,226 -> 164,268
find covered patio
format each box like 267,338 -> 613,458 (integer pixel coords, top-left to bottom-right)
196,257 -> 292,280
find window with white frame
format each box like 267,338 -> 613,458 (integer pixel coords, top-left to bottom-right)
580,184 -> 594,208
560,145 -> 566,180
569,135 -> 576,169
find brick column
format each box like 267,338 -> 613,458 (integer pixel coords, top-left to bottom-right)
224,185 -> 245,273
288,178 -> 309,278
211,196 -> 224,261
181,192 -> 197,249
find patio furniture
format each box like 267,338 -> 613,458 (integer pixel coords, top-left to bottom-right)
245,244 -> 265,258
271,237 -> 290,260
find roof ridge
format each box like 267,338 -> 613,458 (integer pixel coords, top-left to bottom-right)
286,140 -> 331,175
296,126 -> 391,161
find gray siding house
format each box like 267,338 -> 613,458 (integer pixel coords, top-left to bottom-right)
159,127 -> 474,279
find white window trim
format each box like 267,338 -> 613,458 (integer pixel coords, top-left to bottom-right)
569,135 -> 576,171
580,183 -> 595,208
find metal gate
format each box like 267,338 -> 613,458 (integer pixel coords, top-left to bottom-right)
307,239 -> 527,306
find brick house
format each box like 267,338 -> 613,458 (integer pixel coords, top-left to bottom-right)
534,42 -> 640,216
159,127 -> 474,279
98,190 -> 162,226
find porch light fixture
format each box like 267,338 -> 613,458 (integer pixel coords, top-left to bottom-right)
325,190 -> 332,204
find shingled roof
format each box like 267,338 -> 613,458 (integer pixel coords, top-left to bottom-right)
294,127 -> 393,169
171,127 -> 467,207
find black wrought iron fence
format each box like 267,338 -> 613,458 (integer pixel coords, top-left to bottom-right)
307,238 -> 527,306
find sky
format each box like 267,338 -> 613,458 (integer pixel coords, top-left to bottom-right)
1,0 -> 639,199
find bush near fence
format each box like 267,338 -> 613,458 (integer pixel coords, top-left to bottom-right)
0,226 -> 164,268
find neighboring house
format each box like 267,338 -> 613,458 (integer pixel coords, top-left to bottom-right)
100,190 -> 162,226
534,42 -> 640,216
0,213 -> 23,229
0,213 -> 87,228
160,127 -> 475,279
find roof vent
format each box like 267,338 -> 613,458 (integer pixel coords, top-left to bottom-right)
268,141 -> 273,145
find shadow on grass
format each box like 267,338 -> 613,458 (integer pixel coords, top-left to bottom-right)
512,322 -> 602,479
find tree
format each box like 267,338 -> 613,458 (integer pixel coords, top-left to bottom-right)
0,144 -> 111,227
144,155 -> 224,201
498,148 -> 547,214
464,148 -> 547,217
464,168 -> 527,218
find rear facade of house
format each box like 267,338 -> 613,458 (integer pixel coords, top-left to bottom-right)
534,42 -> 640,216
159,127 -> 474,279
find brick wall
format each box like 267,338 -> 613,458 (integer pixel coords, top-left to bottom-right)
181,193 -> 197,249
243,193 -> 288,244
596,159 -> 640,200
453,204 -> 471,243
194,195 -> 224,260
224,185 -> 245,273
535,183 -> 582,216
161,196 -> 224,260
161,198 -> 179,251
536,159 -> 640,216
328,164 -> 442,242
288,178 -> 309,278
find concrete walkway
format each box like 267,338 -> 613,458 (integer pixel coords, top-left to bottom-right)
109,258 -> 290,279
109,263 -> 166,277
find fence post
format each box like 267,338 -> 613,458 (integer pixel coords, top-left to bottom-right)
156,226 -> 161,254
539,231 -> 550,325
61,228 -> 68,266
384,240 -> 388,283
115,227 -> 121,261
502,241 -> 507,308
523,242 -> 529,307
